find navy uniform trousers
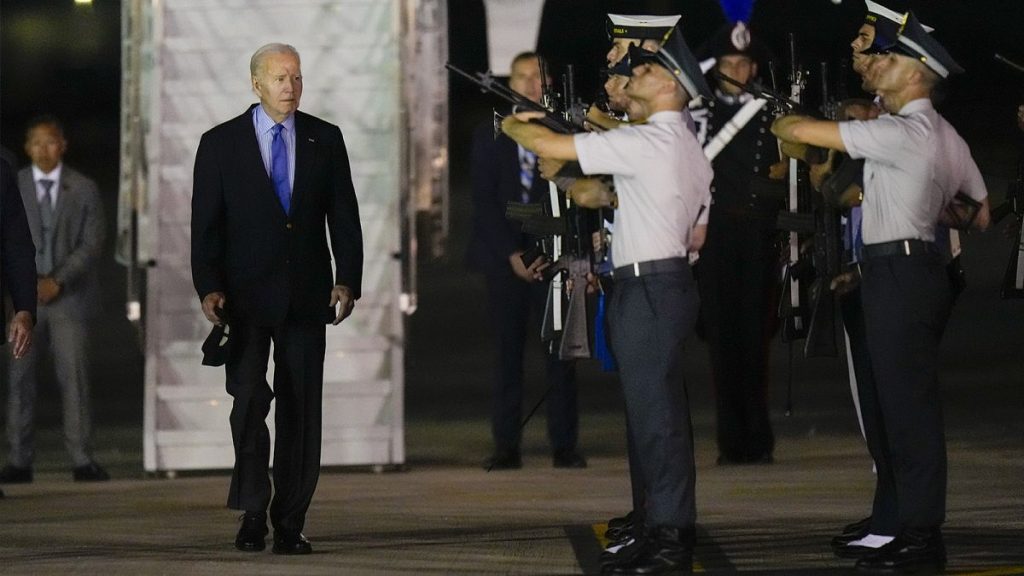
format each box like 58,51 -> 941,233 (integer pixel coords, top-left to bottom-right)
840,285 -> 898,536
608,265 -> 700,529
859,249 -> 953,530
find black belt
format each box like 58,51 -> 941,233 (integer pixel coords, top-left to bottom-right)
861,239 -> 938,260
612,257 -> 688,280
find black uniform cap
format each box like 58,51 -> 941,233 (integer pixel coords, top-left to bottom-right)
622,25 -> 713,101
890,12 -> 963,78
862,0 -> 934,53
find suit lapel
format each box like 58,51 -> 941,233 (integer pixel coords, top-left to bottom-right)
53,174 -> 72,234
235,106 -> 285,218
17,170 -> 42,243
292,112 -> 313,216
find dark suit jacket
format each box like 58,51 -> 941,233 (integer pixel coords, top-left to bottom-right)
191,105 -> 363,327
17,165 -> 105,320
1,158 -> 37,325
466,121 -> 550,276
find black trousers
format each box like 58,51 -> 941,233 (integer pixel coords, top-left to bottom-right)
698,212 -> 777,460
485,273 -> 578,453
225,319 -> 326,535
860,251 -> 953,530
608,267 -> 699,528
840,286 -> 898,536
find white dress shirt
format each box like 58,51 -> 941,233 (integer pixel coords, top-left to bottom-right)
839,98 -> 987,244
574,110 -> 712,268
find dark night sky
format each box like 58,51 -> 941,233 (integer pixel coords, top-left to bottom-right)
2,0 -> 1021,189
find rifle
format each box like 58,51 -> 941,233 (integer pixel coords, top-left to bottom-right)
494,62 -> 598,360
766,41 -> 843,359
445,62 -> 588,136
993,155 -> 1024,299
802,61 -> 842,358
993,52 -> 1024,299
778,34 -> 811,347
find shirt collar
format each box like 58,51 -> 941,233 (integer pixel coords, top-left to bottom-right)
254,104 -> 296,135
32,163 -> 62,184
897,98 -> 933,116
647,110 -> 684,124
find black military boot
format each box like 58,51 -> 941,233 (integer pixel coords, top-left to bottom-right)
606,526 -> 693,575
600,526 -> 646,568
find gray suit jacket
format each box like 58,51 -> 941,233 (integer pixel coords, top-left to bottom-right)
18,165 -> 105,320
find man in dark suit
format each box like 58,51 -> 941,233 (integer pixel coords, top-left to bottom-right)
2,156 -> 36,362
191,42 -> 363,555
1,116 -> 108,486
467,52 -> 584,471
2,156 -> 38,499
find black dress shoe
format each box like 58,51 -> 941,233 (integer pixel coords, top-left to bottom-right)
553,449 -> 587,468
605,526 -> 694,574
605,513 -> 639,543
607,511 -> 636,531
72,462 -> 110,482
855,528 -> 945,574
273,532 -> 313,555
235,511 -> 268,552
835,542 -> 887,560
832,516 -> 873,551
483,449 -> 522,470
600,532 -> 645,567
0,465 -> 33,484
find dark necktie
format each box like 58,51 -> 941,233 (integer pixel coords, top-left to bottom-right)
270,124 -> 291,214
38,178 -> 56,274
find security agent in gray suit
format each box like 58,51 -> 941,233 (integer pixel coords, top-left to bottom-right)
0,115 -> 109,484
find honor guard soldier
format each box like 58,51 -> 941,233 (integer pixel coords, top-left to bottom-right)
829,3 -> 951,561
503,25 -> 712,574
588,13 -> 682,562
692,22 -> 784,466
772,13 -> 990,573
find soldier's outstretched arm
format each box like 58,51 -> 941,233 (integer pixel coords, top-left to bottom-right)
502,112 -> 578,161
771,115 -> 847,153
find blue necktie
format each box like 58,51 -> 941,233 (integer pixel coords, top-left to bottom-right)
270,123 -> 291,214
851,206 -> 864,262
519,148 -> 536,204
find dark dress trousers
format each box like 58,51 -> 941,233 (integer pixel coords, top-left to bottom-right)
467,122 -> 578,455
860,249 -> 953,529
840,284 -> 898,536
191,105 -> 363,535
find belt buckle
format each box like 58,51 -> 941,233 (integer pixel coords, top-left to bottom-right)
633,262 -> 641,278
903,240 -> 911,256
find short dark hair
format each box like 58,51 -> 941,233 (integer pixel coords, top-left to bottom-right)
510,51 -> 539,70
25,114 -> 65,139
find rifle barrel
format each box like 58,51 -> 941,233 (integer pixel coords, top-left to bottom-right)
995,53 -> 1024,75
